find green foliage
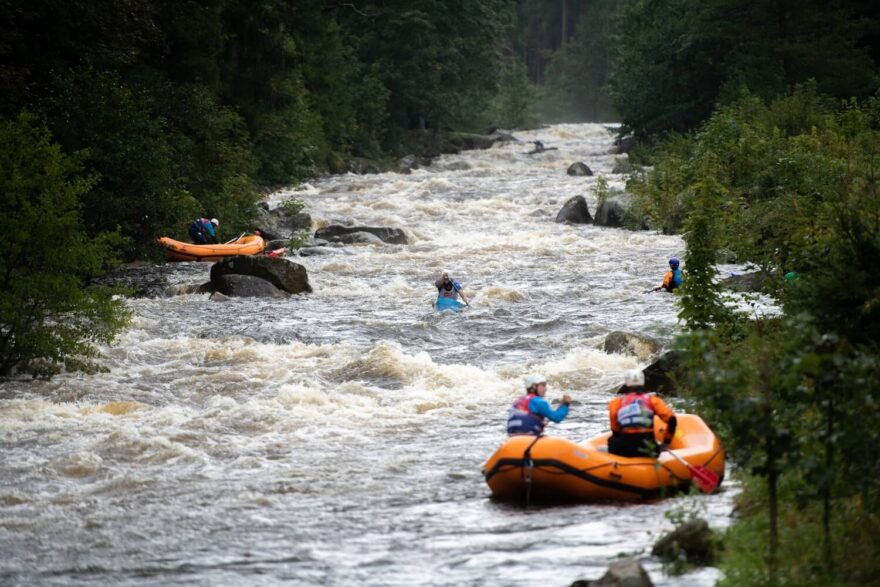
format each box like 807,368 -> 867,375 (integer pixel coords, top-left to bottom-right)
0,114 -> 130,378
286,230 -> 310,251
630,86 -> 880,278
280,197 -> 305,217
490,58 -> 540,129
42,68 -> 193,259
666,88 -> 880,582
1,0 -> 515,258
592,175 -> 612,206
719,472 -> 880,587
611,0 -> 880,137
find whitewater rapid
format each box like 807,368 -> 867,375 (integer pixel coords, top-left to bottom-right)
0,124 -> 736,586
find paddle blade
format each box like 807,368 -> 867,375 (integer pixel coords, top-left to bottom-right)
689,464 -> 720,494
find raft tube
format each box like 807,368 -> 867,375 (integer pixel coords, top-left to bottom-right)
483,413 -> 724,502
157,234 -> 265,262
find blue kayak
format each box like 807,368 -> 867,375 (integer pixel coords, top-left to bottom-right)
436,297 -> 465,312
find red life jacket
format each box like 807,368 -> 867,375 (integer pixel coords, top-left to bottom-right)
507,393 -> 545,435
616,393 -> 655,433
513,393 -> 539,415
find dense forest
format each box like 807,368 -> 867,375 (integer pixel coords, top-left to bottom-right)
3,1 -> 880,584
612,1 -> 880,585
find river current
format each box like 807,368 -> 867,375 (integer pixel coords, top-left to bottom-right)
0,124 -> 738,586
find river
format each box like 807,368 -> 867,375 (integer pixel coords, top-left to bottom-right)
0,124 -> 738,586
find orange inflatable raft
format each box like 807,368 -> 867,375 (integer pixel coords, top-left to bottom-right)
157,234 -> 265,262
483,414 -> 724,502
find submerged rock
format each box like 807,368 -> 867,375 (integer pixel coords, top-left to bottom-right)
329,231 -> 384,245
567,161 -> 594,176
555,195 -> 592,224
652,518 -> 718,568
396,155 -> 417,174
612,157 -> 636,174
315,225 -> 408,245
213,274 -> 289,299
603,331 -> 662,361
722,270 -> 770,292
643,350 -> 680,395
94,262 -> 211,298
255,206 -> 312,241
345,156 -> 381,175
594,197 -> 629,228
298,246 -> 337,257
210,255 -> 312,294
569,558 -> 654,587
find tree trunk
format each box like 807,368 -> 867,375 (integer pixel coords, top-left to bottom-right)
561,0 -> 567,47
824,396 -> 834,572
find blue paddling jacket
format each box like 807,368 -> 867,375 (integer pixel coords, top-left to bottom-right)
507,394 -> 570,436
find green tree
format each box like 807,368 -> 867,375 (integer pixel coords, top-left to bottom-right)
0,114 -> 129,378
491,57 -> 540,128
611,0 -> 880,137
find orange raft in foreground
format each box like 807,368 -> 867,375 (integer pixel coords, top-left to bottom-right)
157,235 -> 265,262
483,414 -> 725,502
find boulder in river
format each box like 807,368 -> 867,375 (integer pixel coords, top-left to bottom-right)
446,131 -> 518,151
331,231 -> 385,245
612,157 -> 636,175
213,274 -> 289,299
611,134 -> 636,155
396,154 -> 421,174
722,270 -> 770,293
652,518 -> 718,569
603,331 -> 662,361
715,248 -> 738,264
594,197 -> 629,228
569,558 -> 654,587
298,246 -> 337,257
255,206 -> 312,241
210,255 -> 312,294
345,156 -> 381,175
567,162 -> 594,176
315,225 -> 408,245
555,196 -> 592,224
643,350 -> 680,395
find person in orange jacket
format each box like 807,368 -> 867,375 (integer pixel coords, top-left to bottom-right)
651,257 -> 683,292
607,369 -> 677,458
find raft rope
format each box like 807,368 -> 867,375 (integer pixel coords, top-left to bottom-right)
521,435 -> 542,507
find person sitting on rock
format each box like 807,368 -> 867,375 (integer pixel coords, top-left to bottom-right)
435,271 -> 469,308
189,217 -> 219,245
652,257 -> 683,292
607,369 -> 677,458
507,374 -> 573,436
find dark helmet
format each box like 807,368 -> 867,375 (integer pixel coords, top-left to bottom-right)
669,257 -> 680,269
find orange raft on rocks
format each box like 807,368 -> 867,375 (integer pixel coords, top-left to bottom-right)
483,414 -> 725,502
157,234 -> 265,262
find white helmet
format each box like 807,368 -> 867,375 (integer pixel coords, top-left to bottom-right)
210,218 -> 219,227
524,374 -> 547,390
624,369 -> 645,387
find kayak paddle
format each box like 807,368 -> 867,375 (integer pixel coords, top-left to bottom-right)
662,446 -> 720,494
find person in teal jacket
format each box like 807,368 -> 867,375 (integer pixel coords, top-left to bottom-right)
506,374 -> 572,436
